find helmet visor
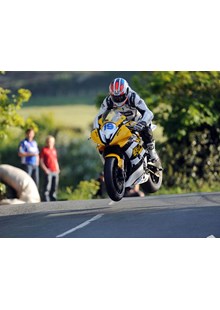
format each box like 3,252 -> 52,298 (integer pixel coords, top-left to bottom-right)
111,94 -> 127,104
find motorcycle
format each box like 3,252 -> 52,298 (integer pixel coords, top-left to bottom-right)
90,110 -> 162,201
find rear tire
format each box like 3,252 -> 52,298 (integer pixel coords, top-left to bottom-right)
141,164 -> 163,194
104,157 -> 125,201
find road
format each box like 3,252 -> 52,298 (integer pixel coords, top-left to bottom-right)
0,192 -> 220,238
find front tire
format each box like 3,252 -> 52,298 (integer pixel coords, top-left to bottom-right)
104,157 -> 125,201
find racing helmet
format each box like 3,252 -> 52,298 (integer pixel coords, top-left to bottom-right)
109,78 -> 130,107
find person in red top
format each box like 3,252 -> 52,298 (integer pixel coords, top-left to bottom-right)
40,135 -> 60,201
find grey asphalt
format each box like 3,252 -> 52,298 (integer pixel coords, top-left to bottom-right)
0,192 -> 220,238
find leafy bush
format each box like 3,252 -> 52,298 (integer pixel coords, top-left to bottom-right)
133,72 -> 220,190
58,138 -> 103,190
0,182 -> 6,200
0,78 -> 36,141
59,179 -> 100,200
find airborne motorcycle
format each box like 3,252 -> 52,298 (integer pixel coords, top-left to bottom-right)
90,110 -> 162,201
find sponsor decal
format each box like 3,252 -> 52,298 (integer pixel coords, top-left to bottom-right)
132,144 -> 143,157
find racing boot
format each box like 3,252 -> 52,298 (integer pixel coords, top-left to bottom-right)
146,141 -> 162,169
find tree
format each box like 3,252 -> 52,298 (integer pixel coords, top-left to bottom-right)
133,71 -> 220,189
0,72 -> 37,140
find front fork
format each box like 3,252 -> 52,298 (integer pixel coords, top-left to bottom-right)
105,153 -> 126,181
98,145 -> 126,181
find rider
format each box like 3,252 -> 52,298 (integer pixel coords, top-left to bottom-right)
93,77 -> 160,164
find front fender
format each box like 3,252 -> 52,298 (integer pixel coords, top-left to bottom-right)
105,153 -> 124,170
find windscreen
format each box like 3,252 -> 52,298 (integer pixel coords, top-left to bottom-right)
102,110 -> 122,123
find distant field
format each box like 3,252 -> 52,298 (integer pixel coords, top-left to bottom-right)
28,94 -> 97,106
20,104 -> 98,132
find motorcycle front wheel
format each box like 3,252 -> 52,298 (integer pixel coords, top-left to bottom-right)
104,157 -> 125,201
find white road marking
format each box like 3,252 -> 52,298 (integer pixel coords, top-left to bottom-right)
56,213 -> 104,238
207,235 -> 216,238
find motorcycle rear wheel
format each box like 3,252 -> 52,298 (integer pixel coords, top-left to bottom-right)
141,164 -> 163,194
104,157 -> 125,201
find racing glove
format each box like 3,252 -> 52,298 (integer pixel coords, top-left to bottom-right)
133,121 -> 146,132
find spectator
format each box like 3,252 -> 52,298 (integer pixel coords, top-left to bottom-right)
95,171 -> 107,198
124,184 -> 145,197
18,128 -> 39,188
39,135 -> 60,201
